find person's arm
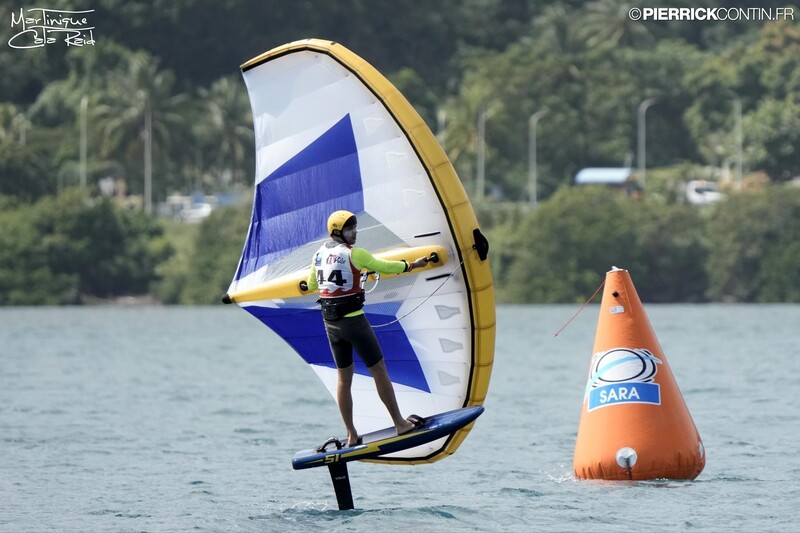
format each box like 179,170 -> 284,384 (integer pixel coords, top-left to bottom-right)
351,248 -> 428,274
305,260 -> 318,291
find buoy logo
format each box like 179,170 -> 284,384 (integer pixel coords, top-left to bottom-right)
585,348 -> 663,411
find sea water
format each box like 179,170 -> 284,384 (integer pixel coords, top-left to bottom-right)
1,304 -> 799,532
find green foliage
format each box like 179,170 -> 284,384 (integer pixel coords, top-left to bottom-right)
756,240 -> 800,302
684,20 -> 800,179
0,9 -> 67,103
196,76 -> 254,189
507,187 -> 645,303
0,189 -> 172,304
706,185 -> 800,302
29,41 -> 135,127
743,98 -> 800,181
492,186 -> 712,303
446,12 -> 711,201
635,201 -> 709,302
0,143 -> 54,201
151,220 -> 198,305
5,2 -> 798,207
93,51 -> 192,199
0,199 -> 78,305
177,204 -> 251,305
388,68 -> 440,128
2,2 -> 800,304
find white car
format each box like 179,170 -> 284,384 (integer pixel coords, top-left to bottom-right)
686,180 -> 723,205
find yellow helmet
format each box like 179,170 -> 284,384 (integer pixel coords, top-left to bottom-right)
327,210 -> 357,235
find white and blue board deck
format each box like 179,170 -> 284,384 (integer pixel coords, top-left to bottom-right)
292,406 -> 484,470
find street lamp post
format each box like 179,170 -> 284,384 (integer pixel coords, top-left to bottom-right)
80,95 -> 88,190
528,108 -> 548,206
726,89 -> 743,186
144,108 -> 152,215
476,102 -> 486,203
637,98 -> 656,189
437,108 -> 447,148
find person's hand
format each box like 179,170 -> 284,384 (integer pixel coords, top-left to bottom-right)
411,256 -> 429,270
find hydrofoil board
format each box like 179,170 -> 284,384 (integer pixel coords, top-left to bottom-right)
292,405 -> 484,470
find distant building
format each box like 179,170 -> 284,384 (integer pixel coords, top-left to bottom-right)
574,168 -> 642,197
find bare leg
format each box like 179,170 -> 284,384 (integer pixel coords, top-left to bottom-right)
368,359 -> 415,435
337,364 -> 359,446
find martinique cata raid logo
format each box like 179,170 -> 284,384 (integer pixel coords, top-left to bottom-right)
584,348 -> 663,411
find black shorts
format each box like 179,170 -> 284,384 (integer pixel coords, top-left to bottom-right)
323,313 -> 384,369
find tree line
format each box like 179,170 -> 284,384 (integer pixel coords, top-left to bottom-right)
1,182 -> 797,305
0,0 -> 798,304
2,1 -> 799,203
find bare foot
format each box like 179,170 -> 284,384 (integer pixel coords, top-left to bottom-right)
396,418 -> 416,435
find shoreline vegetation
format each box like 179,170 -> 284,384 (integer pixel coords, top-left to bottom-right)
1,182 -> 798,306
2,3 -> 799,304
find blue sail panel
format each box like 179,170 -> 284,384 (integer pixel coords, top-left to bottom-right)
243,305 -> 430,392
235,115 -> 364,281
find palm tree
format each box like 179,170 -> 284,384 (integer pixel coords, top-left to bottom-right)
442,77 -> 503,200
532,5 -> 590,91
582,0 -> 655,49
197,76 -> 253,189
529,5 -> 593,175
93,52 -> 189,214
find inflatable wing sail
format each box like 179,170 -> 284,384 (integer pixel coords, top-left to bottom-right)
225,39 -> 495,464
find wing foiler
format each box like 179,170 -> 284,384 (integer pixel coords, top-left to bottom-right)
224,38 -> 495,465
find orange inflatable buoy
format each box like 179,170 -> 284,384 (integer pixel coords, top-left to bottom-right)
573,267 -> 705,480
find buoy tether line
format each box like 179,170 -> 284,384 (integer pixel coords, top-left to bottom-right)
553,278 -> 606,337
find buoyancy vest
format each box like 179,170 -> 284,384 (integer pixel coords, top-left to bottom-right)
314,242 -> 364,321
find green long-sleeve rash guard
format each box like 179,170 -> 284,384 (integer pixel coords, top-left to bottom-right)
306,246 -> 406,293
